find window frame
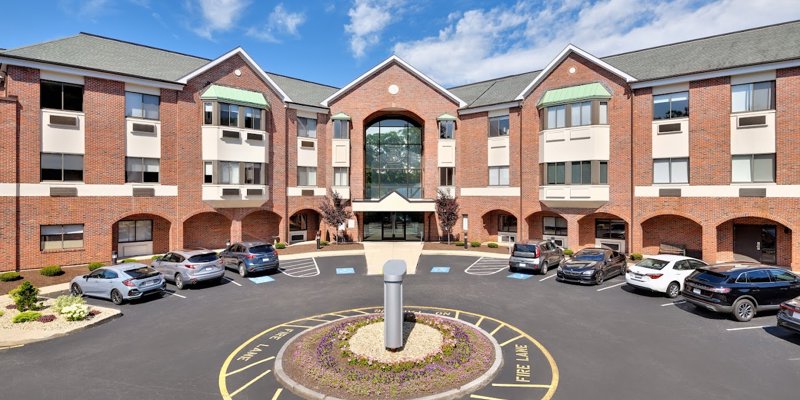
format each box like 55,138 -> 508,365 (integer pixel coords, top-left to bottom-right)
125,157 -> 160,183
488,166 -> 509,186
488,115 -> 509,137
731,153 -> 775,183
498,215 -> 517,233
439,120 -> 455,139
297,116 -> 317,138
333,167 -> 349,186
40,224 -> 84,251
731,81 -> 775,113
203,161 -> 213,184
439,167 -> 455,186
595,219 -> 626,240
125,91 -> 160,120
652,91 -> 689,120
297,166 -> 317,186
203,102 -> 214,125
571,160 -> 592,185
243,107 -> 262,130
543,216 -> 568,236
118,219 -> 153,243
219,103 -> 239,127
40,80 -> 84,112
40,153 -> 84,182
545,162 -> 566,185
652,157 -> 689,184
333,119 -> 350,139
570,101 -> 592,127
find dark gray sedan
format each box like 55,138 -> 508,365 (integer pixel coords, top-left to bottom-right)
70,263 -> 166,305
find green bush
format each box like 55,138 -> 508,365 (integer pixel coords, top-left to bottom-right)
470,241 -> 481,248
62,304 -> 90,321
630,253 -> 643,261
9,281 -> 40,311
320,240 -> 330,246
121,258 -> 137,263
53,295 -> 86,315
453,241 -> 465,247
275,242 -> 287,249
13,311 -> 42,323
151,255 -> 162,260
0,310 -> 4,317
87,262 -> 104,271
563,249 -> 574,256
487,242 -> 499,248
0,271 -> 21,282
40,265 -> 63,277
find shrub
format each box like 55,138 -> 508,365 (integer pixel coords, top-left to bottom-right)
61,304 -> 90,321
38,314 -> 56,323
121,258 -> 137,263
87,262 -> 104,271
487,242 -> 499,248
13,311 -> 42,323
630,253 -> 643,261
0,271 -> 21,282
470,241 -> 481,248
563,249 -> 574,256
53,295 -> 86,315
453,241 -> 465,247
9,281 -> 40,311
320,240 -> 330,246
275,242 -> 287,249
0,310 -> 4,317
40,265 -> 63,277
151,255 -> 162,260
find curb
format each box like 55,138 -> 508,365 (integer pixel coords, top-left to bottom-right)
274,313 -> 503,400
279,250 -> 365,261
421,250 -> 509,259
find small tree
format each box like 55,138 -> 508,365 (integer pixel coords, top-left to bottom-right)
435,188 -> 460,244
319,189 -> 353,243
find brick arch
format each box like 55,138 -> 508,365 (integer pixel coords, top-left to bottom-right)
112,213 -> 173,257
578,212 -> 629,252
183,212 -> 231,250
640,214 -> 703,258
241,210 -> 281,243
525,210 -> 566,241
288,208 -> 322,243
363,109 -> 425,127
715,216 -> 793,267
480,209 -> 518,242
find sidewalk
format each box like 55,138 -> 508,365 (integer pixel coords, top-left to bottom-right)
363,242 -> 424,275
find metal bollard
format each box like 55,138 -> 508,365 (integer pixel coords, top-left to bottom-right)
383,260 -> 407,351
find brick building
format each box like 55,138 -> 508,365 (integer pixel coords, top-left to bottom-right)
1,21 -> 799,271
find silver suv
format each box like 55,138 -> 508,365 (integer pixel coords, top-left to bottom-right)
151,249 -> 225,290
509,240 -> 565,274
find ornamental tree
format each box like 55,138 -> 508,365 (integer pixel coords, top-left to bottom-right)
435,188 -> 460,244
319,189 -> 353,243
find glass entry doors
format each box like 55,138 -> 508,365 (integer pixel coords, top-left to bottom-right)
363,212 -> 423,241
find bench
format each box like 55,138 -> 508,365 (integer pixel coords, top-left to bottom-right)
659,242 -> 686,256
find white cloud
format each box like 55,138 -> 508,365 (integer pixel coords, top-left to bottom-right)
247,3 -> 307,43
59,0 -> 111,19
394,0 -> 800,86
191,0 -> 251,40
345,0 -> 405,58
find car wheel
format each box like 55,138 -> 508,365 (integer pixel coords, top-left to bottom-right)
540,262 -> 548,275
238,263 -> 248,278
509,266 -> 516,273
666,282 -> 681,299
70,283 -> 83,297
110,289 -> 124,305
733,298 -> 755,322
595,271 -> 605,285
175,274 -> 185,290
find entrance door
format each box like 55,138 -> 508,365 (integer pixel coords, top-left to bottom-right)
382,213 -> 406,240
733,224 -> 777,264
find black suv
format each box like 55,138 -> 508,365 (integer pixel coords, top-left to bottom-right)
682,263 -> 800,322
508,240 -> 564,275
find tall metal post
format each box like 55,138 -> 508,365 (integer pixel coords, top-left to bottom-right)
383,260 -> 407,351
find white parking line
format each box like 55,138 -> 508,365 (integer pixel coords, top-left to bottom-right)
789,358 -> 800,361
279,258 -> 320,278
661,300 -> 686,307
539,274 -> 557,282
597,282 -> 626,291
223,276 -> 242,287
165,292 -> 186,299
465,258 -> 508,276
725,325 -> 769,331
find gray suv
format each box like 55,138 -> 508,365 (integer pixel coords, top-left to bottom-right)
151,249 -> 225,290
509,240 -> 565,274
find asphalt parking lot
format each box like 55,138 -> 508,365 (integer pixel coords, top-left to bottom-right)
1,254 -> 799,400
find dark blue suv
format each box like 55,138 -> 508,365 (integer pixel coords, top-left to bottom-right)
219,241 -> 280,277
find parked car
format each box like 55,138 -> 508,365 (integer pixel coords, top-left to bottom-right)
682,263 -> 800,322
626,255 -> 708,298
556,248 -> 626,285
219,241 -> 280,277
508,240 -> 564,274
70,263 -> 165,305
151,249 -> 225,290
777,296 -> 800,334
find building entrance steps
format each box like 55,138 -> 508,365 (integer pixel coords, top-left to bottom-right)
363,242 -> 423,275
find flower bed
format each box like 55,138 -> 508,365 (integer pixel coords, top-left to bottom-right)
282,312 -> 495,399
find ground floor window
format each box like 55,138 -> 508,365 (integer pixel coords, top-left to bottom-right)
290,214 -> 308,231
334,167 -> 349,186
118,220 -> 152,243
41,224 -> 84,250
543,216 -> 567,236
498,215 -> 517,233
595,219 -> 625,240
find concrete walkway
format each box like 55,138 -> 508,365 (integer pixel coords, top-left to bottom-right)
363,242 -> 424,275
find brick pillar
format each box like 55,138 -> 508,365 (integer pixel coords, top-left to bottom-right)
791,229 -> 800,272
630,219 -> 642,255
702,225 -> 717,265
567,216 -> 580,251
0,97 -> 19,271
230,218 -> 242,243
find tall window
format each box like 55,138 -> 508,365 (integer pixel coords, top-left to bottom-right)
40,80 -> 83,112
125,157 -> 160,183
547,105 -> 566,129
439,120 -> 455,139
489,166 -> 509,186
298,166 -> 317,186
543,216 -> 568,236
203,161 -> 213,183
439,167 -> 454,186
498,215 -> 517,233
600,161 -> 608,184
334,167 -> 349,186
599,102 -> 608,124
41,153 -> 83,181
243,107 -> 262,129
219,103 -> 239,127
243,162 -> 262,184
488,115 -> 509,137
118,220 -> 152,243
364,117 -> 423,198
571,161 -> 592,184
333,119 -> 349,139
732,154 -> 775,183
653,158 -> 688,184
732,81 -> 775,112
297,116 -> 317,138
546,162 -> 565,185
203,102 -> 213,124
219,161 -> 240,184
571,101 -> 592,126
125,92 -> 160,120
653,92 -> 688,120
41,224 -> 83,250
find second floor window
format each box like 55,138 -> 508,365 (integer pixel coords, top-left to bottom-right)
732,154 -> 774,183
40,80 -> 83,112
732,81 -> 774,113
653,158 -> 688,184
298,166 -> 317,186
543,100 -> 608,129
439,120 -> 455,139
243,107 -> 262,130
125,92 -> 160,120
571,161 -> 592,184
298,117 -> 317,138
488,115 -> 509,137
546,162 -> 565,185
653,92 -> 688,120
333,119 -> 349,139
203,161 -> 213,183
125,157 -> 160,183
243,162 -> 262,185
570,101 -> 591,126
547,105 -> 566,129
439,167 -> 454,186
334,167 -> 349,186
218,161 -> 239,184
204,102 -> 213,124
41,153 -> 83,182
220,103 -> 239,127
489,166 -> 509,186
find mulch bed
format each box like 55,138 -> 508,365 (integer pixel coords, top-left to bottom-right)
0,265 -> 91,295
277,242 -> 364,256
423,242 -> 510,255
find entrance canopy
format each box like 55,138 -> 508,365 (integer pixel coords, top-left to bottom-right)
352,191 -> 434,212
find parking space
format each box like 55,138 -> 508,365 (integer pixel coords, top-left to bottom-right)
278,258 -> 319,278
465,257 -> 509,275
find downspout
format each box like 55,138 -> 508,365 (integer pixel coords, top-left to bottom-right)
518,101 -> 524,241
629,87 -> 635,255
284,103 -> 289,244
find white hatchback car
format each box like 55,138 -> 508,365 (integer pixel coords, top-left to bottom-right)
626,255 -> 708,298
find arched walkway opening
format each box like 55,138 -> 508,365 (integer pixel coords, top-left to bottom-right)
481,210 -> 517,243
113,213 -> 172,258
242,210 -> 281,243
289,209 -> 321,243
183,212 -> 231,249
526,211 -> 568,248
578,212 -> 628,253
716,217 -> 792,266
641,214 -> 702,258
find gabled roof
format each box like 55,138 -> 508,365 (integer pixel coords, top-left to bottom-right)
266,72 -> 338,107
177,47 -> 291,102
321,55 -> 467,108
449,70 -> 539,108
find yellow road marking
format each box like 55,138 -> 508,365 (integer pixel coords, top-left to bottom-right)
329,312 -> 348,317
476,316 -> 485,327
349,310 -> 368,315
455,310 -> 460,319
225,356 -> 275,377
490,323 -> 506,336
492,383 -> 551,388
271,388 -> 283,400
499,334 -> 523,347
280,324 -> 313,329
229,369 -> 272,397
302,317 -> 329,323
470,395 -> 507,400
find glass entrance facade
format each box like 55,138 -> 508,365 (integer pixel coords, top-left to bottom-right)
363,212 -> 424,241
364,117 -> 423,199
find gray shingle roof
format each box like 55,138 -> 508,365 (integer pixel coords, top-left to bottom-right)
1,33 -> 209,82
266,72 -> 338,107
450,71 -> 539,108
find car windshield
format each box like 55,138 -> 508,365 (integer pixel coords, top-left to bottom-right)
188,253 -> 219,263
249,245 -> 274,254
125,266 -> 159,279
693,270 -> 729,284
512,244 -> 537,258
636,258 -> 669,270
573,250 -> 605,261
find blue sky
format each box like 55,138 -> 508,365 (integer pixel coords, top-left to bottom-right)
3,1 -> 800,87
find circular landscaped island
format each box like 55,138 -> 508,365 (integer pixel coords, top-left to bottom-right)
275,312 -> 502,399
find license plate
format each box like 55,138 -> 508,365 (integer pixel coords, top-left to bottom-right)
518,263 -> 526,268
263,257 -> 270,262
204,267 -> 214,272
149,279 -> 159,285
693,288 -> 701,295
634,274 -> 643,279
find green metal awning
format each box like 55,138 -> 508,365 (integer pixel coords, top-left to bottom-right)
200,85 -> 269,109
437,113 -> 457,121
537,83 -> 611,108
331,112 -> 351,120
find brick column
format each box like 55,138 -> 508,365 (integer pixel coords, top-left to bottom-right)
0,97 -> 19,271
791,229 -> 800,272
567,216 -> 580,251
230,218 -> 242,243
630,218 -> 642,255
701,225 -> 717,265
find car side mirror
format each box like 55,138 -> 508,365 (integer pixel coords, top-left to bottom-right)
84,275 -> 89,280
